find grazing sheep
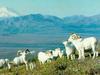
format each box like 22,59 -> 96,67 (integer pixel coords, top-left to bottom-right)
38,51 -> 53,64
0,59 -> 11,70
68,33 -> 97,59
63,41 -> 75,60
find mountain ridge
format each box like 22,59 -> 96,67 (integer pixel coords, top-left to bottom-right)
0,13 -> 99,43
0,14 -> 100,34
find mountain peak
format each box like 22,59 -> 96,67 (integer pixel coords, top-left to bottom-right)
0,7 -> 18,17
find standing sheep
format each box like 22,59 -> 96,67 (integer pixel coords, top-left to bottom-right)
68,33 -> 98,59
13,49 -> 36,70
63,41 -> 75,60
0,59 -> 11,70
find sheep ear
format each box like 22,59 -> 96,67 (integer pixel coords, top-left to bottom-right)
17,50 -> 23,56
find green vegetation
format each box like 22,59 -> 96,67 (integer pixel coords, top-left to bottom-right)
0,42 -> 100,75
0,56 -> 100,75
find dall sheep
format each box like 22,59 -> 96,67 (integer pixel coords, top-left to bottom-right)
38,51 -> 53,64
68,33 -> 97,59
13,49 -> 36,70
52,48 -> 63,59
0,59 -> 11,70
63,41 -> 75,60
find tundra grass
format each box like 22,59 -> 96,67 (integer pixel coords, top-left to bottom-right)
0,56 -> 99,75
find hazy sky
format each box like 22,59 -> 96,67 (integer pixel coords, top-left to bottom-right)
0,0 -> 100,17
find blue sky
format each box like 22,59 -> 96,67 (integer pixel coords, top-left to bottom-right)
0,0 -> 100,17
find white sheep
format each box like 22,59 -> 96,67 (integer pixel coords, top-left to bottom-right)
63,41 -> 75,60
52,48 -> 63,59
13,50 -> 24,65
38,51 -> 53,64
13,49 -> 36,70
0,59 -> 11,70
68,33 -> 97,59
13,55 -> 24,66
24,49 -> 36,70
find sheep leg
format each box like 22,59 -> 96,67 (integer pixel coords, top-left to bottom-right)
71,54 -> 75,60
70,54 -> 73,60
29,63 -> 34,70
78,50 -> 81,60
7,63 -> 11,70
81,49 -> 85,59
92,46 -> 96,59
89,53 -> 91,58
15,65 -> 18,71
73,54 -> 75,59
25,62 -> 28,70
67,55 -> 69,59
26,64 -> 28,70
92,52 -> 96,59
29,63 -> 31,70
96,51 -> 98,57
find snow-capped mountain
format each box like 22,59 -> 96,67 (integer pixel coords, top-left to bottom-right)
0,7 -> 18,17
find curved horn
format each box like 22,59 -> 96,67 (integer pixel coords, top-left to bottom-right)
17,50 -> 23,56
25,49 -> 30,53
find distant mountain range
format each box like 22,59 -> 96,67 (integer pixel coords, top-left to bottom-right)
0,7 -> 99,43
0,14 -> 100,35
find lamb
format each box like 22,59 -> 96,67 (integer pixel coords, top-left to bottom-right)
63,41 -> 75,60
